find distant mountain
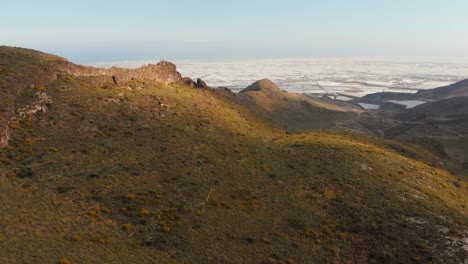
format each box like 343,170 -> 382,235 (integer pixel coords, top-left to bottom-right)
414,79 -> 468,100
396,96 -> 468,122
358,79 -> 468,106
358,92 -> 413,103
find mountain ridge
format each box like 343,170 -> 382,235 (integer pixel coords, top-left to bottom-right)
414,79 -> 468,100
358,79 -> 468,105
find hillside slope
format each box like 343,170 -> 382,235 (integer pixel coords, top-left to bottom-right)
357,79 -> 468,105
354,81 -> 468,177
0,47 -> 467,264
414,79 -> 468,100
225,79 -> 363,131
396,96 -> 468,122
0,46 -> 184,148
381,96 -> 468,176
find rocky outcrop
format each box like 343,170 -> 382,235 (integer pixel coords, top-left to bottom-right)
60,60 -> 183,85
177,77 -> 197,88
112,75 -> 119,85
1,46 -> 185,90
176,77 -> 211,90
0,46 -> 188,147
196,78 -> 210,89
214,87 -> 237,101
18,92 -> 53,117
0,118 -> 10,148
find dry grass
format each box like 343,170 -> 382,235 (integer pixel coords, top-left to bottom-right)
0,48 -> 467,263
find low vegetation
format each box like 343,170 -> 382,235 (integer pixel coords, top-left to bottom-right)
0,47 -> 466,263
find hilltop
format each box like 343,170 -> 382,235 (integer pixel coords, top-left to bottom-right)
217,79 -> 364,131
0,47 -> 466,263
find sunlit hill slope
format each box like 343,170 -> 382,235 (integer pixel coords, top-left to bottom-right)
0,47 -> 466,264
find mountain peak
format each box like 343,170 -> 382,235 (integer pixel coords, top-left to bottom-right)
240,79 -> 282,93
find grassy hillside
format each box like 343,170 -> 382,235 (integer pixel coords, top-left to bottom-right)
353,85 -> 468,178
234,79 -> 363,131
0,46 -> 73,149
0,48 -> 467,263
380,96 -> 468,176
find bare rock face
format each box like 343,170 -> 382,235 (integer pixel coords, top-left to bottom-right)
18,92 -> 53,117
62,60 -> 183,85
0,118 -> 10,148
177,77 -> 211,90
178,77 -> 197,88
214,87 -> 237,101
196,78 -> 210,89
132,61 -> 182,84
112,75 -> 119,85
155,60 -> 177,70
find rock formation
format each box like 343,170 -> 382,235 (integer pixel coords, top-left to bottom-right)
59,60 -> 183,85
196,78 -> 210,89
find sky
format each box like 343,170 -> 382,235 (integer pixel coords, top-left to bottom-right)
2,0 -> 468,63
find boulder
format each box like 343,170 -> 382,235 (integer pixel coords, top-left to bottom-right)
196,78 -> 210,89
214,87 -> 237,101
178,77 -> 197,88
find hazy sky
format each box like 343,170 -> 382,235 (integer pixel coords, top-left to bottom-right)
2,0 -> 468,62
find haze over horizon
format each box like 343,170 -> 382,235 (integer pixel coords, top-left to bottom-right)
2,0 -> 468,63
